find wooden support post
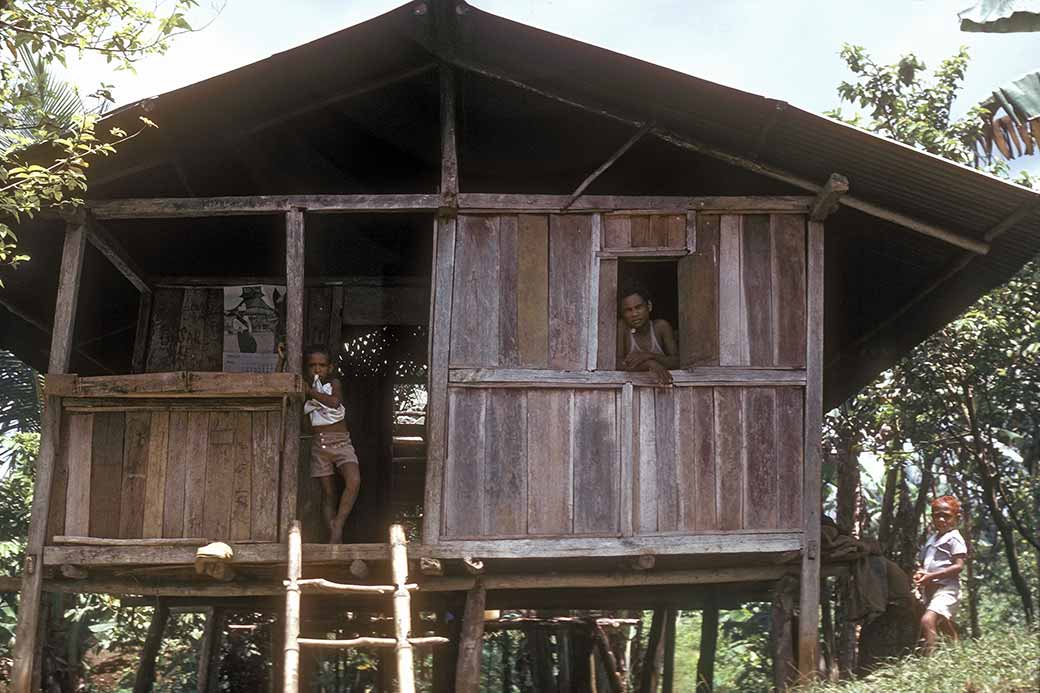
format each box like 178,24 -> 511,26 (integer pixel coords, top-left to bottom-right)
662,608 -> 677,693
283,521 -> 302,693
390,524 -> 416,693
771,576 -> 799,692
808,174 -> 849,222
432,605 -> 462,693
454,581 -> 486,692
11,222 -> 86,693
281,209 -> 304,541
590,622 -> 625,693
133,601 -> 170,693
697,606 -> 720,693
197,608 -> 225,693
638,609 -> 666,693
439,64 -> 459,209
798,220 -> 825,681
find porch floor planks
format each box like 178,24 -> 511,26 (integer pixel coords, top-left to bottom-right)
250,410 -> 280,542
443,389 -> 486,538
230,412 -> 253,541
527,389 -> 573,535
142,411 -> 170,538
744,388 -> 778,529
118,412 -> 151,539
89,413 -> 125,538
483,389 -> 527,536
572,390 -> 619,534
163,412 -> 189,537
203,412 -> 236,540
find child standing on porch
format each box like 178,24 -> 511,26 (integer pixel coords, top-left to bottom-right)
914,495 -> 968,654
304,345 -> 360,544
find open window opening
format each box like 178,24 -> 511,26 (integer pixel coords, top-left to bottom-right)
617,259 -> 680,369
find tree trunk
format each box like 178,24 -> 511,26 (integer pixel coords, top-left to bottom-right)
697,606 -> 719,693
133,602 -> 170,693
638,609 -> 665,693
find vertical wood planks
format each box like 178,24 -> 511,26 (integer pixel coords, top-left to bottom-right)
743,388 -> 778,529
678,215 -> 720,367
443,388 -> 486,537
131,292 -> 152,374
714,388 -> 744,530
145,288 -> 183,372
483,389 -> 527,535
548,215 -> 591,369
635,387 -> 657,533
202,288 -> 224,370
572,390 -> 618,534
230,413 -> 253,541
772,215 -> 807,367
718,215 -> 748,366
498,216 -> 520,367
251,410 -> 280,541
742,216 -> 774,366
654,389 -> 679,532
517,215 -> 549,368
142,411 -> 170,538
119,412 -> 150,539
175,289 -> 209,370
629,216 -> 651,247
603,216 -> 630,248
586,215 -> 601,370
450,216 -> 501,367
89,413 -> 124,538
183,411 -> 209,537
620,383 -> 634,536
305,287 -> 332,349
203,412 -> 236,539
597,259 -> 618,370
776,387 -> 804,529
63,414 -> 94,537
683,388 -> 718,531
47,418 -> 70,541
163,412 -> 188,537
527,389 -> 573,534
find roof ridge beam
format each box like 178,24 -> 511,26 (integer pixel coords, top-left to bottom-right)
446,56 -> 990,255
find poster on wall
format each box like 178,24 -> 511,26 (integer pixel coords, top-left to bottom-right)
222,285 -> 286,373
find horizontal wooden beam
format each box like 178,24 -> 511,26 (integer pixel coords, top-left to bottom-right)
299,636 -> 449,649
597,248 -> 689,259
447,57 -> 991,254
45,371 -> 303,399
85,194 -> 815,220
84,218 -> 151,293
88,194 -> 442,219
152,274 -> 428,288
449,368 -> 806,388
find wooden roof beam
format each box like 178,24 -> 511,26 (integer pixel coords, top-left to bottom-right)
564,121 -> 652,210
446,57 -> 991,255
808,173 -> 849,222
83,216 -> 151,293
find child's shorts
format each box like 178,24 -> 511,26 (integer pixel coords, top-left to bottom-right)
310,432 -> 359,478
924,585 -> 960,620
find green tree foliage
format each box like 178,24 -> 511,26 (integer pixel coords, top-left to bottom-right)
823,44 -> 1040,665
0,0 -> 202,272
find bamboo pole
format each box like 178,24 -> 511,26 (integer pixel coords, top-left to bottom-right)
283,521 -> 302,693
390,524 -> 415,693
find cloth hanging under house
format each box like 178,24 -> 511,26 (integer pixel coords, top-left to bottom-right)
986,70 -> 1040,125
959,0 -> 1040,32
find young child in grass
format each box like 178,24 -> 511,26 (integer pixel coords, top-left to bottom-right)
617,281 -> 678,384
914,495 -> 968,654
303,345 -> 360,544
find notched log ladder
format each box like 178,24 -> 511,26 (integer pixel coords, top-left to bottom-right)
282,522 -> 448,693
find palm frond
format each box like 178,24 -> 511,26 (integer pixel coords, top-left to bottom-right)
0,350 -> 42,436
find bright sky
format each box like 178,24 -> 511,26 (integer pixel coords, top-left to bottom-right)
68,0 -> 1040,176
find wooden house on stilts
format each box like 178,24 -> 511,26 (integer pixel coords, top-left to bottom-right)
3,1 -> 1039,690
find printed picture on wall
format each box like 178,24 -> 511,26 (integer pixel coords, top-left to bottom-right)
222,285 -> 286,373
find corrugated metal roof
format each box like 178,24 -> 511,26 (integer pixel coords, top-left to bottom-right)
2,0 -> 1038,407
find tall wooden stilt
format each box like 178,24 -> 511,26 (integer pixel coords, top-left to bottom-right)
638,609 -> 665,693
133,600 -> 170,693
697,606 -> 720,693
454,581 -> 486,692
798,220 -> 825,680
662,608 -> 677,693
283,521 -> 303,693
197,607 -> 225,693
11,223 -> 86,693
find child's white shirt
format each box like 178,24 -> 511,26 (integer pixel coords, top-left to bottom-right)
919,529 -> 967,591
304,376 -> 345,426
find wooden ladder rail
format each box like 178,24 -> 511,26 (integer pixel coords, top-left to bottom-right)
282,522 -> 447,693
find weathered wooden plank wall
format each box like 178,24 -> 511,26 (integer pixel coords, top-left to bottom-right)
47,405 -> 282,542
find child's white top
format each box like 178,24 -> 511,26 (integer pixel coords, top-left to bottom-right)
919,529 -> 967,590
304,376 -> 345,426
